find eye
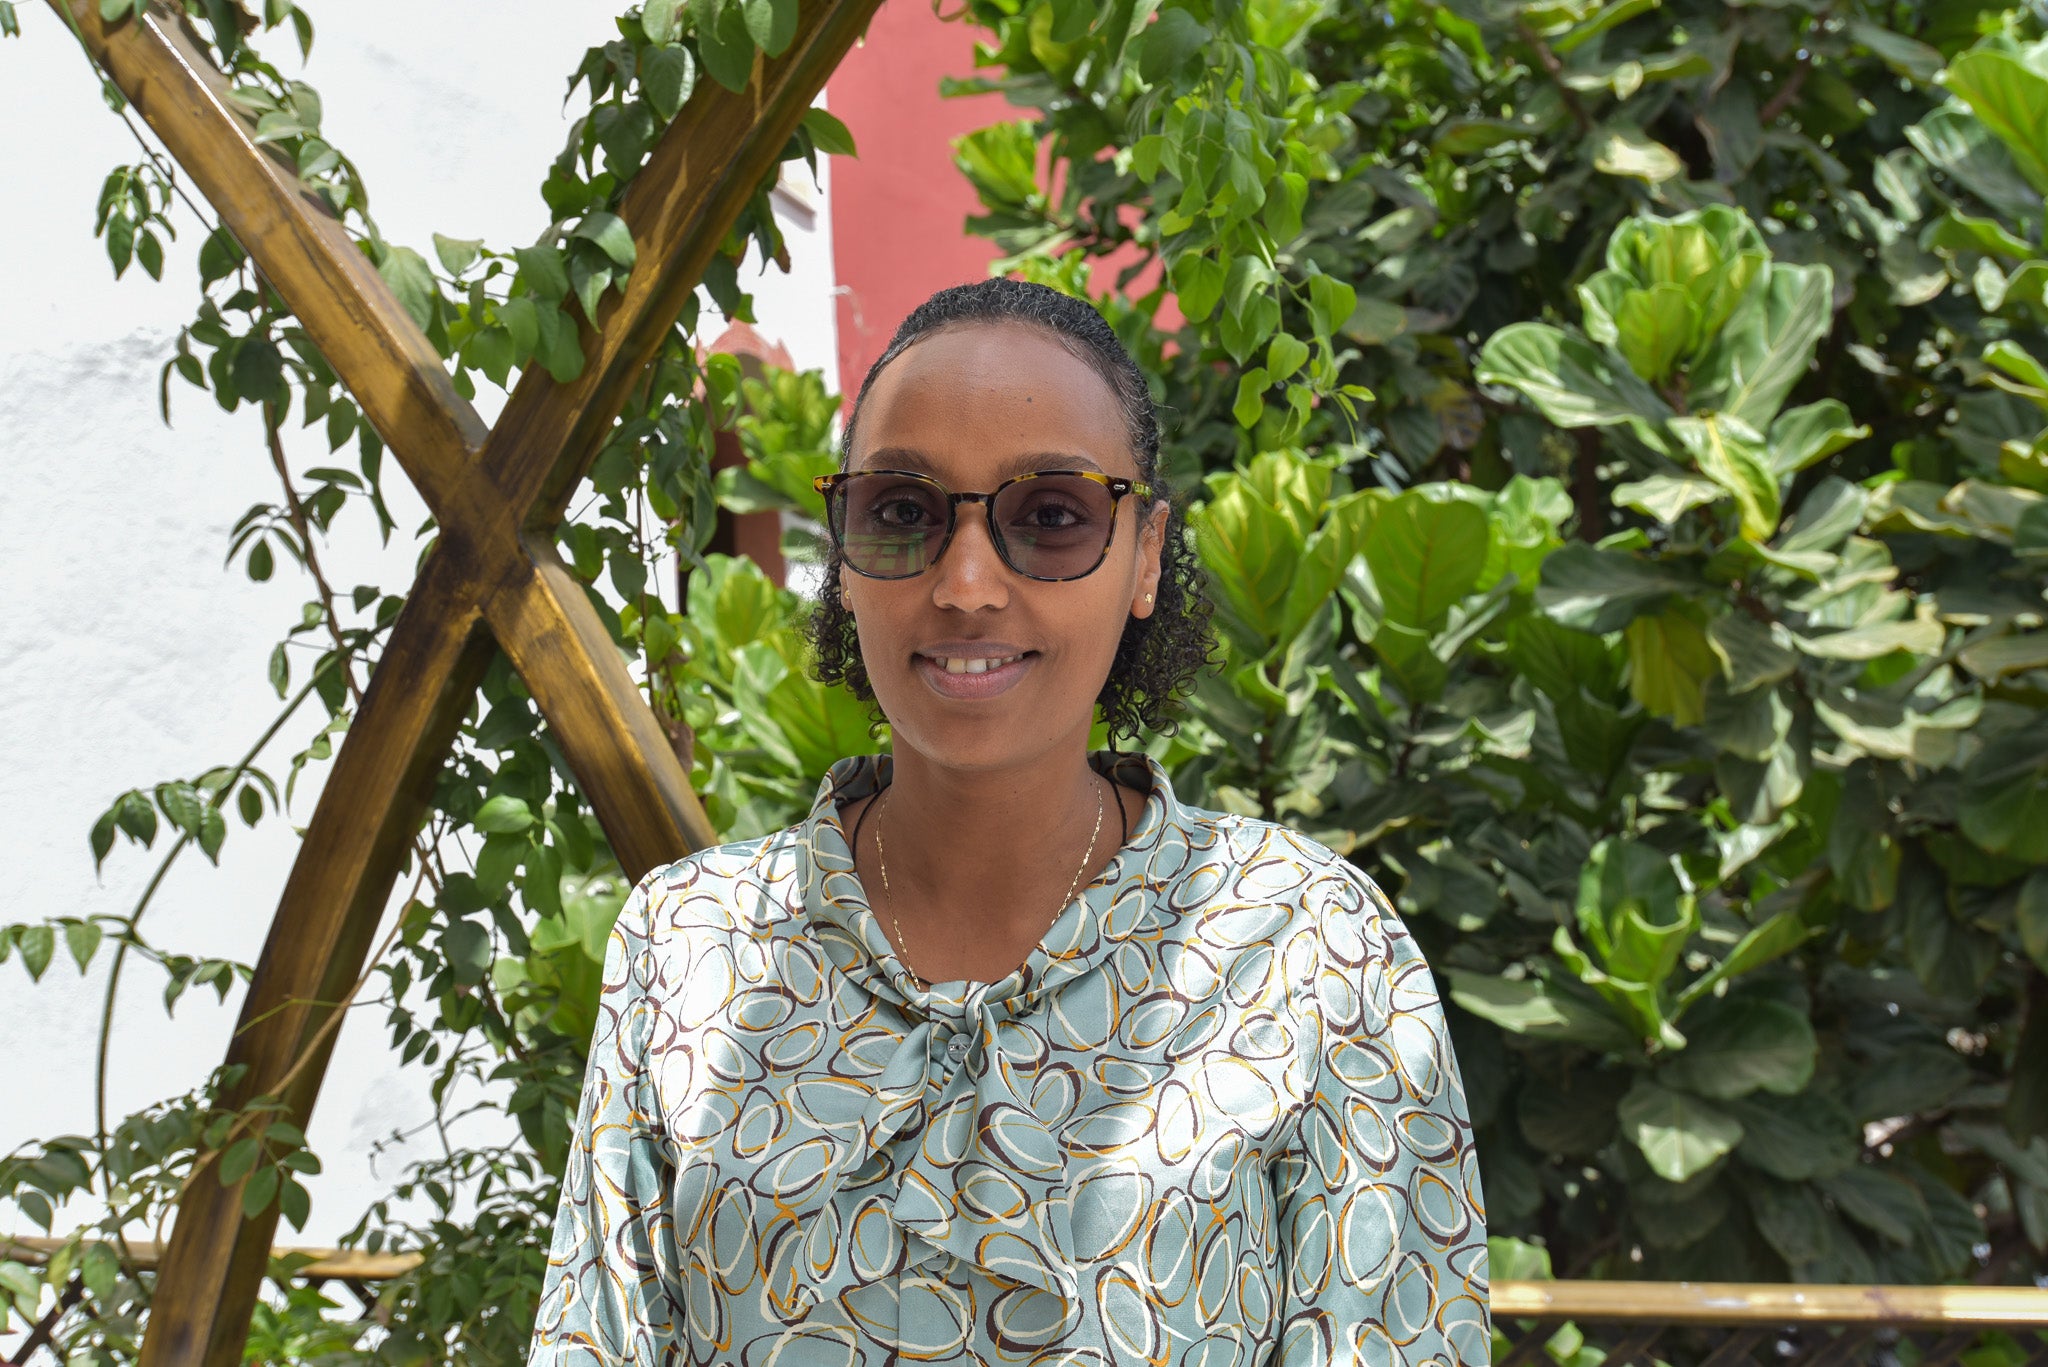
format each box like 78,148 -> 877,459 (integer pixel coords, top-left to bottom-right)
876,496 -> 938,527
1006,492 -> 1093,530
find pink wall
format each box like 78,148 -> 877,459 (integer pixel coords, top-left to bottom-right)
825,1 -> 1004,404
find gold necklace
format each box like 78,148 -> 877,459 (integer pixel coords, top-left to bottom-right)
872,776 -> 1106,990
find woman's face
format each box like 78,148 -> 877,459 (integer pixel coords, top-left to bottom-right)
839,321 -> 1166,774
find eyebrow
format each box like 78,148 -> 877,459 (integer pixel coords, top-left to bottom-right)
857,446 -> 1106,478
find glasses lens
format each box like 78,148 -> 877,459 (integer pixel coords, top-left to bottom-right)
834,474 -> 949,577
990,474 -> 1119,579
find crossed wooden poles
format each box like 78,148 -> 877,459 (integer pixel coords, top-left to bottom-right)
52,2 -> 883,1362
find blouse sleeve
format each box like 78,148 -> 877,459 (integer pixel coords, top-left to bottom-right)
527,866 -> 686,1366
1269,864 -> 1491,1367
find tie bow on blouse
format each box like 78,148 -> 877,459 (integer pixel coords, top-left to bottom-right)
781,751 -> 1181,1311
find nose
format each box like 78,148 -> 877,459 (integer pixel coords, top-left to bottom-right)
930,500 -> 1011,612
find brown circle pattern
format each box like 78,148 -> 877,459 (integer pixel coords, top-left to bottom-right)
527,751 -> 1489,1365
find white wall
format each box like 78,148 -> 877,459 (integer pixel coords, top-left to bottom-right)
0,0 -> 837,1269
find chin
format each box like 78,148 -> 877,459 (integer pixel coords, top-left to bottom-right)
877,689 -> 1087,774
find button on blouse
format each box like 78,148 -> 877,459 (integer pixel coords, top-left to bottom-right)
528,750 -> 1489,1366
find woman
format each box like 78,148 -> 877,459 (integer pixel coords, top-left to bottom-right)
528,279 -> 1488,1366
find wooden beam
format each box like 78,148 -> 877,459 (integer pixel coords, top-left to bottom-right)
92,0 -> 884,1362
138,555 -> 495,1367
487,536 -> 719,864
49,0 -> 484,520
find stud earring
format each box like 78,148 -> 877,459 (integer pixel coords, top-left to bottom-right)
1144,593 -> 1154,603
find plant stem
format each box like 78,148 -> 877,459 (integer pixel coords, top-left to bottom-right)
264,401 -> 364,709
92,675 -> 318,1283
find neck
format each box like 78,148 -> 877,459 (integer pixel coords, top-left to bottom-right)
874,741 -> 1107,927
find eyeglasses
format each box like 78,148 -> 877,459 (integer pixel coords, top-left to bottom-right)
814,469 -> 1153,582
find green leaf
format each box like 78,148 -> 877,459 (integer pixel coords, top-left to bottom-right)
376,246 -> 437,332
473,794 -> 535,834
2019,870 -> 2048,973
571,211 -> 637,270
1661,998 -> 1817,1100
642,44 -> 697,121
1615,473 -> 1723,524
1170,252 -> 1227,322
442,918 -> 492,987
1619,1080 -> 1744,1182
1769,400 -> 1868,478
241,1164 -> 279,1218
642,0 -> 680,43
218,1135 -> 260,1185
1232,367 -> 1269,430
1690,261 -> 1832,431
63,919 -> 103,973
1907,104 -> 2044,229
1476,322 -> 1673,451
1591,123 -> 1683,182
1943,49 -> 2048,195
1846,19 -> 1943,82
431,232 -> 482,276
1722,1090 -> 1860,1180
1136,7 -> 1208,85
278,1175 -> 311,1230
1958,631 -> 2048,681
1625,609 -> 1717,725
513,244 -> 570,304
1671,914 -> 1818,1012
1611,282 -> 1692,382
1793,618 -> 1944,661
18,924 -> 53,981
697,0 -> 756,93
1536,543 -> 1701,633
1958,720 -> 2048,861
1672,414 -> 1780,542
1821,1166 -> 1926,1246
1363,491 -> 1488,631
1445,971 -> 1636,1051
1707,613 -> 1798,693
801,106 -> 855,157
742,0 -> 797,54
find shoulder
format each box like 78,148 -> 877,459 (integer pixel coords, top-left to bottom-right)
619,824 -> 809,944
1172,802 -> 1401,939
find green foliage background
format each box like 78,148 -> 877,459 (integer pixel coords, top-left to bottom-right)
941,0 -> 2048,1292
4,0 -> 2048,1361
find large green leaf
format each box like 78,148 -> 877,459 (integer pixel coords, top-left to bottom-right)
1619,1081 -> 1744,1182
1690,261 -> 1833,431
1625,609 -> 1717,724
1660,998 -> 1817,1100
1673,413 -> 1780,541
1537,543 -> 1703,632
1445,970 -> 1636,1051
1906,104 -> 2045,230
1363,490 -> 1488,631
1943,49 -> 2048,195
1723,1090 -> 1861,1180
1957,717 -> 2048,860
1475,322 -> 1674,450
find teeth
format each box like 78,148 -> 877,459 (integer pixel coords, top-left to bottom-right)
939,654 -> 1021,675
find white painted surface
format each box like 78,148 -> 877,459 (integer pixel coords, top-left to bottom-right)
0,0 -> 837,1264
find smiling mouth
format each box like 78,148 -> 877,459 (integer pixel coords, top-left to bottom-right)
928,653 -> 1027,675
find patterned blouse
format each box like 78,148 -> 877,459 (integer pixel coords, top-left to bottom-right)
527,750 -> 1488,1366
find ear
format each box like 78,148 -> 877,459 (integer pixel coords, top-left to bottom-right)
1129,501 -> 1170,619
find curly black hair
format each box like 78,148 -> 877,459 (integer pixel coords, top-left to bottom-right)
807,277 -> 1215,742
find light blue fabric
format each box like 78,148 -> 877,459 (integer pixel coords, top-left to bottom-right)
528,751 -> 1488,1365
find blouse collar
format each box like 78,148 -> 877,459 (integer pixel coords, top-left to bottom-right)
795,748 -> 1201,1022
